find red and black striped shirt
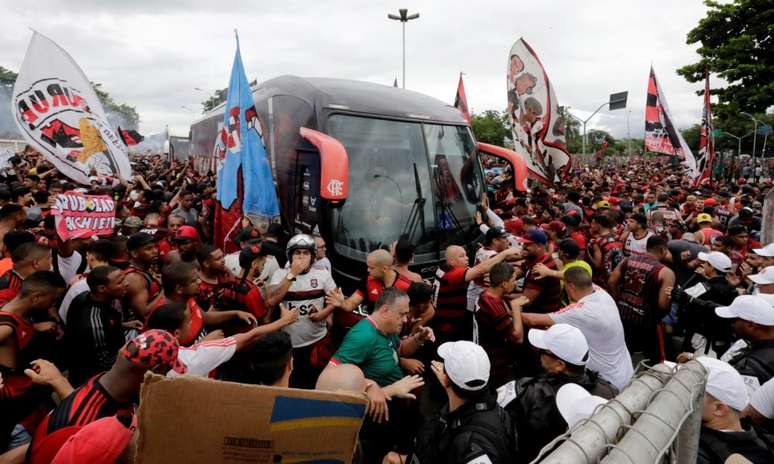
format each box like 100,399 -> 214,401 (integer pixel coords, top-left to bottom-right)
0,270 -> 24,306
28,374 -> 131,462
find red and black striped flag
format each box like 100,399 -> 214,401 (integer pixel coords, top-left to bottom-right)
118,127 -> 144,146
695,70 -> 715,187
454,73 -> 471,123
644,67 -> 699,181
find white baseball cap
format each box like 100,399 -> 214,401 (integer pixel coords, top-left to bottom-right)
697,356 -> 749,411
749,266 -> 774,285
753,243 -> 774,257
528,324 -> 589,366
438,341 -> 490,391
715,295 -> 774,326
697,251 -> 732,273
556,383 -> 608,429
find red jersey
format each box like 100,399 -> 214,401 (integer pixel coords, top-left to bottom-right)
123,265 -> 161,302
28,374 -> 131,464
432,266 -> 471,342
522,254 -> 562,313
146,297 -> 206,346
0,270 -> 24,306
474,292 -> 514,374
216,278 -> 268,320
336,273 -> 412,329
0,311 -> 35,399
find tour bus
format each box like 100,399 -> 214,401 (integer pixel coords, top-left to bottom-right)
188,75 -> 526,286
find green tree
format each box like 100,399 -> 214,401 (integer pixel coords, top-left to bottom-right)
470,110 -> 510,146
201,79 -> 258,113
0,66 -> 17,92
91,82 -> 140,129
681,124 -> 701,153
677,0 -> 773,119
558,106 -> 582,153
201,88 -> 228,113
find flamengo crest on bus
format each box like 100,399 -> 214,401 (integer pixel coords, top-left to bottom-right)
326,178 -> 344,197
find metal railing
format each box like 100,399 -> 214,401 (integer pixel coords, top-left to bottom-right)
533,361 -> 707,464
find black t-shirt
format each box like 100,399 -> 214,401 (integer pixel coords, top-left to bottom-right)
65,292 -> 125,387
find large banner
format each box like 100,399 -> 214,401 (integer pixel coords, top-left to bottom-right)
214,35 -> 280,252
645,67 -> 699,181
507,38 -> 571,184
52,191 -> 116,240
12,32 -> 132,185
695,70 -> 715,187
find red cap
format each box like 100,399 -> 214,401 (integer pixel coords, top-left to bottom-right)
175,225 -> 200,241
541,220 -> 566,235
504,218 -> 524,235
703,198 -> 717,206
608,197 -> 620,205
51,415 -> 135,464
120,329 -> 186,374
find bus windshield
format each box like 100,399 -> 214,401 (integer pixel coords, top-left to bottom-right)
327,114 -> 483,260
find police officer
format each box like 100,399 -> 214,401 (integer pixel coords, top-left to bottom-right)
384,341 -> 516,464
671,251 -> 737,354
714,295 -> 774,390
498,324 -> 617,462
695,357 -> 773,463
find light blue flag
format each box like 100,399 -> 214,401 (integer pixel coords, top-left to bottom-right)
215,33 -> 279,219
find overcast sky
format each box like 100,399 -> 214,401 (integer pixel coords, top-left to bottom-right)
0,0 -> 712,139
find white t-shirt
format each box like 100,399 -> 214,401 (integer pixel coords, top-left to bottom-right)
550,286 -> 634,390
270,268 -> 336,348
625,231 -> 654,256
168,337 -> 238,378
56,251 -> 84,284
750,377 -> 774,419
58,277 -> 89,323
466,247 -> 497,312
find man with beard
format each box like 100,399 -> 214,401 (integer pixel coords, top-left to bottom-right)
123,232 -> 161,320
164,225 -> 200,266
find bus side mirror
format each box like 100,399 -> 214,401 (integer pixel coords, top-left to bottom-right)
299,127 -> 349,201
476,142 -> 529,193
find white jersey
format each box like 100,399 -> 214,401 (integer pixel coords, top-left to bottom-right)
270,268 -> 336,348
168,337 -> 238,378
59,277 -> 89,323
466,247 -> 497,312
550,286 -> 634,390
624,231 -> 654,256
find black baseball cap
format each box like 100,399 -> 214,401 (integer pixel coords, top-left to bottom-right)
127,232 -> 158,251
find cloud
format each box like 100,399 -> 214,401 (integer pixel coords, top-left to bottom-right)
1,0 -> 711,142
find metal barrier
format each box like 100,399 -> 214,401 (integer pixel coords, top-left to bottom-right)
533,361 -> 708,464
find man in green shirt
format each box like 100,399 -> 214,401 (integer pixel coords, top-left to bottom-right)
329,287 -> 433,462
330,287 -> 433,391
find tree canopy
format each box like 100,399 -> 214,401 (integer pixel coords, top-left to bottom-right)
470,110 -> 510,146
677,0 -> 773,119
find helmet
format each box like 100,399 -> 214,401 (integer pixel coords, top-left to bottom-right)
286,234 -> 317,260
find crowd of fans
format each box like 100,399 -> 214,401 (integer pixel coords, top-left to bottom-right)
0,150 -> 774,463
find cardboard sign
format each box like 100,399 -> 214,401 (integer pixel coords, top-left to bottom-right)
136,374 -> 367,464
52,191 -> 116,240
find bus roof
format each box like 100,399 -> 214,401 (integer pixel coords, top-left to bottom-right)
194,75 -> 469,125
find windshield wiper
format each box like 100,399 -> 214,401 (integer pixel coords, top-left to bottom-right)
401,162 -> 426,241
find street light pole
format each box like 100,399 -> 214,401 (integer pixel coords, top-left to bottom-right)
741,111 -> 760,160
388,9 -> 420,89
723,131 -> 753,179
627,110 -> 632,156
